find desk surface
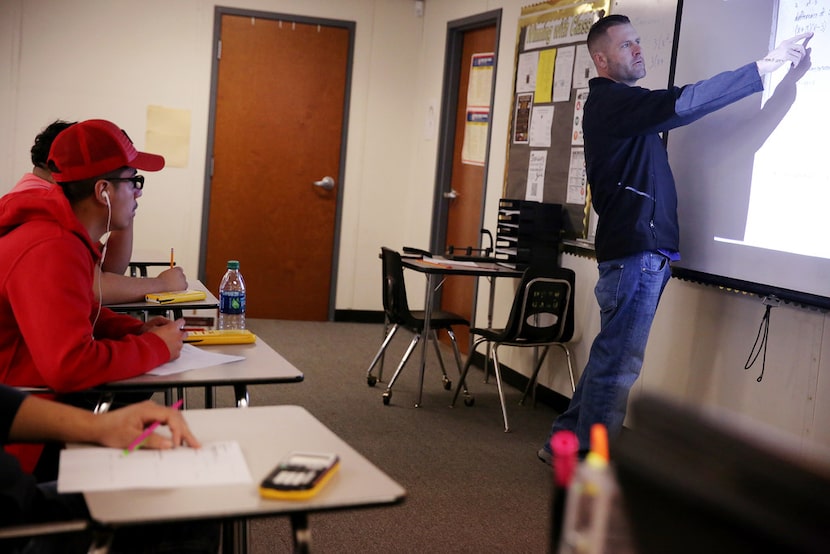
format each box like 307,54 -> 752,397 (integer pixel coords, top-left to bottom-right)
95,337 -> 303,391
402,257 -> 523,278
105,279 -> 219,312
82,405 -> 406,525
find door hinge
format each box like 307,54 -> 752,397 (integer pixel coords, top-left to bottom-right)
217,40 -> 222,60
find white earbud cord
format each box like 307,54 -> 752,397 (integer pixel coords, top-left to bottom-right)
91,197 -> 112,334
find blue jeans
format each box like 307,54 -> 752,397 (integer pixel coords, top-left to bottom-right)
545,251 -> 672,454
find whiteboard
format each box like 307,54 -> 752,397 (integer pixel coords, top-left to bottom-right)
611,0 -> 680,89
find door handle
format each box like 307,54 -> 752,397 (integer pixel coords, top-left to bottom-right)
443,189 -> 459,200
313,176 -> 335,190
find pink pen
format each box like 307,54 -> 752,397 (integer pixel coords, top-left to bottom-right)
123,398 -> 184,455
550,430 -> 579,552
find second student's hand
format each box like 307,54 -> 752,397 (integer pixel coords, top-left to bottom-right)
146,317 -> 188,360
757,31 -> 813,75
95,400 -> 200,451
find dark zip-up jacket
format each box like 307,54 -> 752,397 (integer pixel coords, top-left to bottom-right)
583,62 -> 764,262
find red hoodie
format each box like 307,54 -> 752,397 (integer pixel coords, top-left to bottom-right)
0,175 -> 170,392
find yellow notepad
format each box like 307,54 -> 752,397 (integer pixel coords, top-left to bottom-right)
144,290 -> 207,304
183,329 -> 257,345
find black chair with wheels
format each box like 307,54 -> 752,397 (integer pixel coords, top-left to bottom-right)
451,263 -> 576,431
365,247 -> 471,406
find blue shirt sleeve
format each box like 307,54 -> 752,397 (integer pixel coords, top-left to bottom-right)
667,62 -> 764,129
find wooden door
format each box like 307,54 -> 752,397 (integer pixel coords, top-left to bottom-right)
439,24 -> 498,352
205,13 -> 352,320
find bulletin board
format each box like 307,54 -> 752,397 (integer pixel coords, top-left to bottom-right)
504,0 -> 680,239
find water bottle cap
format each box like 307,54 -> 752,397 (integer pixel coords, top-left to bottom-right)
226,260 -> 240,269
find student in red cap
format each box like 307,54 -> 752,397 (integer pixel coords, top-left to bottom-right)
0,119 -> 187,394
11,120 -> 188,304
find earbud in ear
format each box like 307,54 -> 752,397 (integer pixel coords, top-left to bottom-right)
102,190 -> 110,206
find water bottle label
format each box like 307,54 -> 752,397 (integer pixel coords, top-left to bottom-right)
220,291 -> 246,314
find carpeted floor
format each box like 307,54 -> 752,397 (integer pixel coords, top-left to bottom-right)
191,318 -> 562,553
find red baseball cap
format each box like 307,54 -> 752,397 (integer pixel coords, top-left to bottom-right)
48,119 -> 165,183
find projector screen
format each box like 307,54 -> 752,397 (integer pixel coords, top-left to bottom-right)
667,0 -> 830,309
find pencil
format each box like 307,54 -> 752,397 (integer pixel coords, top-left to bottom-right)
170,247 -> 175,269
123,398 -> 184,455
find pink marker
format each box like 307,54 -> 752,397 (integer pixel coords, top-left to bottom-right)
123,398 -> 184,455
550,430 -> 579,552
551,430 -> 579,487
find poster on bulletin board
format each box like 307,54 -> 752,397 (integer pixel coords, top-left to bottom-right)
462,52 -> 494,166
505,0 -> 611,238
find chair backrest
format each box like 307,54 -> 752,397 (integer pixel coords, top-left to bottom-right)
379,247 -> 413,324
501,264 -> 575,344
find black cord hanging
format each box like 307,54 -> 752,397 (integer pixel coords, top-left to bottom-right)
744,296 -> 779,382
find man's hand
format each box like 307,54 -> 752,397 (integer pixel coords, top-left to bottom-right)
156,266 -> 188,292
757,32 -> 813,75
146,317 -> 187,360
94,400 -> 200,450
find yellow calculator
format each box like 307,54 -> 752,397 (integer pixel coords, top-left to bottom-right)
259,452 -> 340,500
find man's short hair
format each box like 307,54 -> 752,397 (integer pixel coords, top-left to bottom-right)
587,14 -> 631,54
56,168 -> 132,204
30,120 -> 77,168
56,176 -> 100,204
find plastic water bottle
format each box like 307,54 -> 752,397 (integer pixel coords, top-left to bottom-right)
218,260 -> 246,330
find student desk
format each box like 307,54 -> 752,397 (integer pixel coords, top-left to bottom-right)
105,279 -> 219,320
79,405 -> 407,554
93,337 -> 303,409
400,257 -> 522,407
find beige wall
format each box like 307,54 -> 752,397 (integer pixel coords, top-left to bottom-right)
2,0 -> 829,452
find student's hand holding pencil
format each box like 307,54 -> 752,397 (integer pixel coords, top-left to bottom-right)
146,317 -> 188,360
156,266 -> 187,291
93,399 -> 200,451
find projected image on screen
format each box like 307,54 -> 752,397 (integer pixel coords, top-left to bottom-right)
667,0 -> 829,306
731,1 -> 829,259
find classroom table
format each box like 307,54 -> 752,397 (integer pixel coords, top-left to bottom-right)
400,257 -> 522,407
78,405 -> 407,553
92,337 -> 304,410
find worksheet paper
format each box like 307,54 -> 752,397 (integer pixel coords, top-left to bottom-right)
57,440 -> 252,492
148,343 -> 244,376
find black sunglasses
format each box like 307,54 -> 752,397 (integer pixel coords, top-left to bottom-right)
108,175 -> 145,190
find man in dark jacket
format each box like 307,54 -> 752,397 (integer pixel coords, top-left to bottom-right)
540,14 -> 812,459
